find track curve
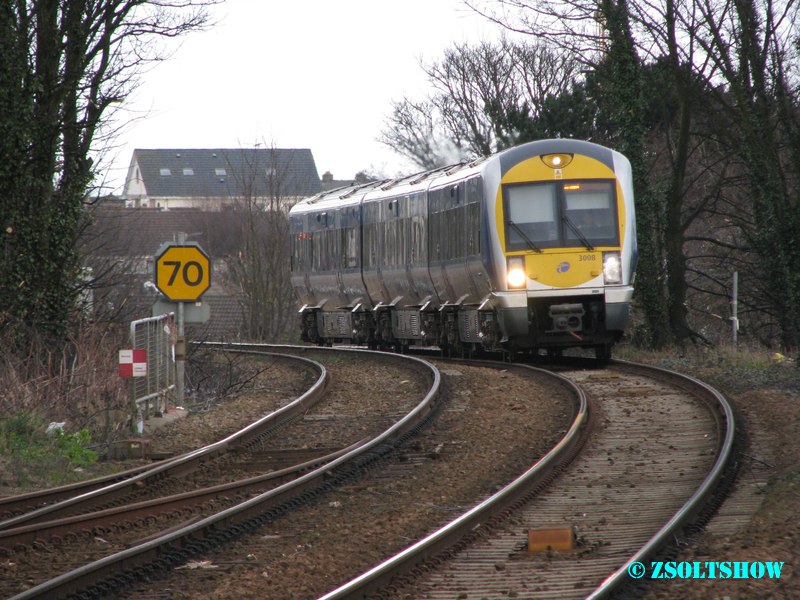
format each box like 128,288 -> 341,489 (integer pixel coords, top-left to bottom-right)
4,347 -> 440,600
322,358 -> 735,600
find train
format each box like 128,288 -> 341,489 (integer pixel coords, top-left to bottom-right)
289,139 -> 637,359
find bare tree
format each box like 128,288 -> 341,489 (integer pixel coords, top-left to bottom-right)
223,147 -> 303,342
380,37 -> 578,168
381,99 -> 458,170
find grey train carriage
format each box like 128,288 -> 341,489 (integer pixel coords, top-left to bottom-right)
289,139 -> 637,359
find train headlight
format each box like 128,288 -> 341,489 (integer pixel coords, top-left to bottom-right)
602,252 -> 622,284
507,256 -> 527,289
541,153 -> 574,169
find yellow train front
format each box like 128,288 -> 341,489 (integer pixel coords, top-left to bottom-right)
290,139 -> 636,359
480,139 -> 636,359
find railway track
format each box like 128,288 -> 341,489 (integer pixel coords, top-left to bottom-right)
321,359 -> 735,600
0,353 -> 323,522
2,350 -> 736,599
118,357 -> 579,599
1,347 -> 440,599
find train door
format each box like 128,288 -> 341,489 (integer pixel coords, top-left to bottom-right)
464,176 -> 489,298
338,202 -> 366,304
401,194 -> 423,303
333,207 -> 346,298
441,181 -> 481,304
428,186 -> 456,303
361,198 -> 385,304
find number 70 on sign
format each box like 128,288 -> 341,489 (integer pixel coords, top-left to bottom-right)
154,244 -> 211,302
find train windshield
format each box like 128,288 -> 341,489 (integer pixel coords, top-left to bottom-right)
504,180 -> 619,251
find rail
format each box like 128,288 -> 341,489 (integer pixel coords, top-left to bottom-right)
584,359 -> 736,599
9,347 -> 441,600
320,362 -> 589,599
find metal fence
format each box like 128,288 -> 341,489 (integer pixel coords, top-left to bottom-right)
130,313 -> 177,419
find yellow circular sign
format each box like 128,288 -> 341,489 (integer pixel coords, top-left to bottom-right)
155,244 -> 211,301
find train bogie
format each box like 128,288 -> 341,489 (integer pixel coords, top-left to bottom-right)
290,139 -> 637,358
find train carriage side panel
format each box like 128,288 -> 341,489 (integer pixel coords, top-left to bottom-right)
374,192 -> 416,304
464,174 -> 493,301
361,179 -> 442,344
290,188 -> 375,342
427,184 -> 460,304
337,200 -> 369,307
427,172 -> 487,300
309,205 -> 342,306
361,191 -> 387,305
380,188 -> 439,307
290,211 -> 314,307
405,190 -> 437,304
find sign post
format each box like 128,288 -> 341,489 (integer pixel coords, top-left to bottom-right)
119,348 -> 148,433
154,234 -> 211,404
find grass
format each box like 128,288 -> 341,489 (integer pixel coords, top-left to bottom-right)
0,412 -> 99,489
613,342 -> 798,395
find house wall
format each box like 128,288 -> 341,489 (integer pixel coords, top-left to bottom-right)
124,160 -> 147,198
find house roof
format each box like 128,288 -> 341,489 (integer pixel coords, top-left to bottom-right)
126,148 -> 322,199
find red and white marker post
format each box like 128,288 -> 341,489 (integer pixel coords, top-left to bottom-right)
119,349 -> 148,378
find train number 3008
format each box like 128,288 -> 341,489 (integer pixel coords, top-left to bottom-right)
578,254 -> 597,261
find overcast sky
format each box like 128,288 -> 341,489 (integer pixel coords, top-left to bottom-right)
99,0 -> 505,194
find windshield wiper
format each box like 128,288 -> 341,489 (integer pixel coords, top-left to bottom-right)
562,215 -> 595,251
507,220 -> 542,253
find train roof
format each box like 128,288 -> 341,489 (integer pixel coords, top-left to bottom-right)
289,139 -> 626,217
290,158 -> 488,215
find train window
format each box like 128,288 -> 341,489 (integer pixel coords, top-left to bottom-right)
429,185 -> 467,261
503,179 -> 619,251
383,219 -> 395,267
410,215 -> 426,265
362,202 -> 380,269
449,205 -> 465,259
363,223 -> 374,268
308,227 -> 337,272
466,201 -> 480,256
504,182 -> 559,249
428,189 -> 445,262
465,176 -> 482,256
563,181 -> 618,246
398,219 -> 405,266
312,231 -> 323,271
466,177 -> 483,204
342,227 -> 358,269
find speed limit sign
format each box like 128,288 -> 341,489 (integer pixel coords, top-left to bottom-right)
154,243 -> 211,301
